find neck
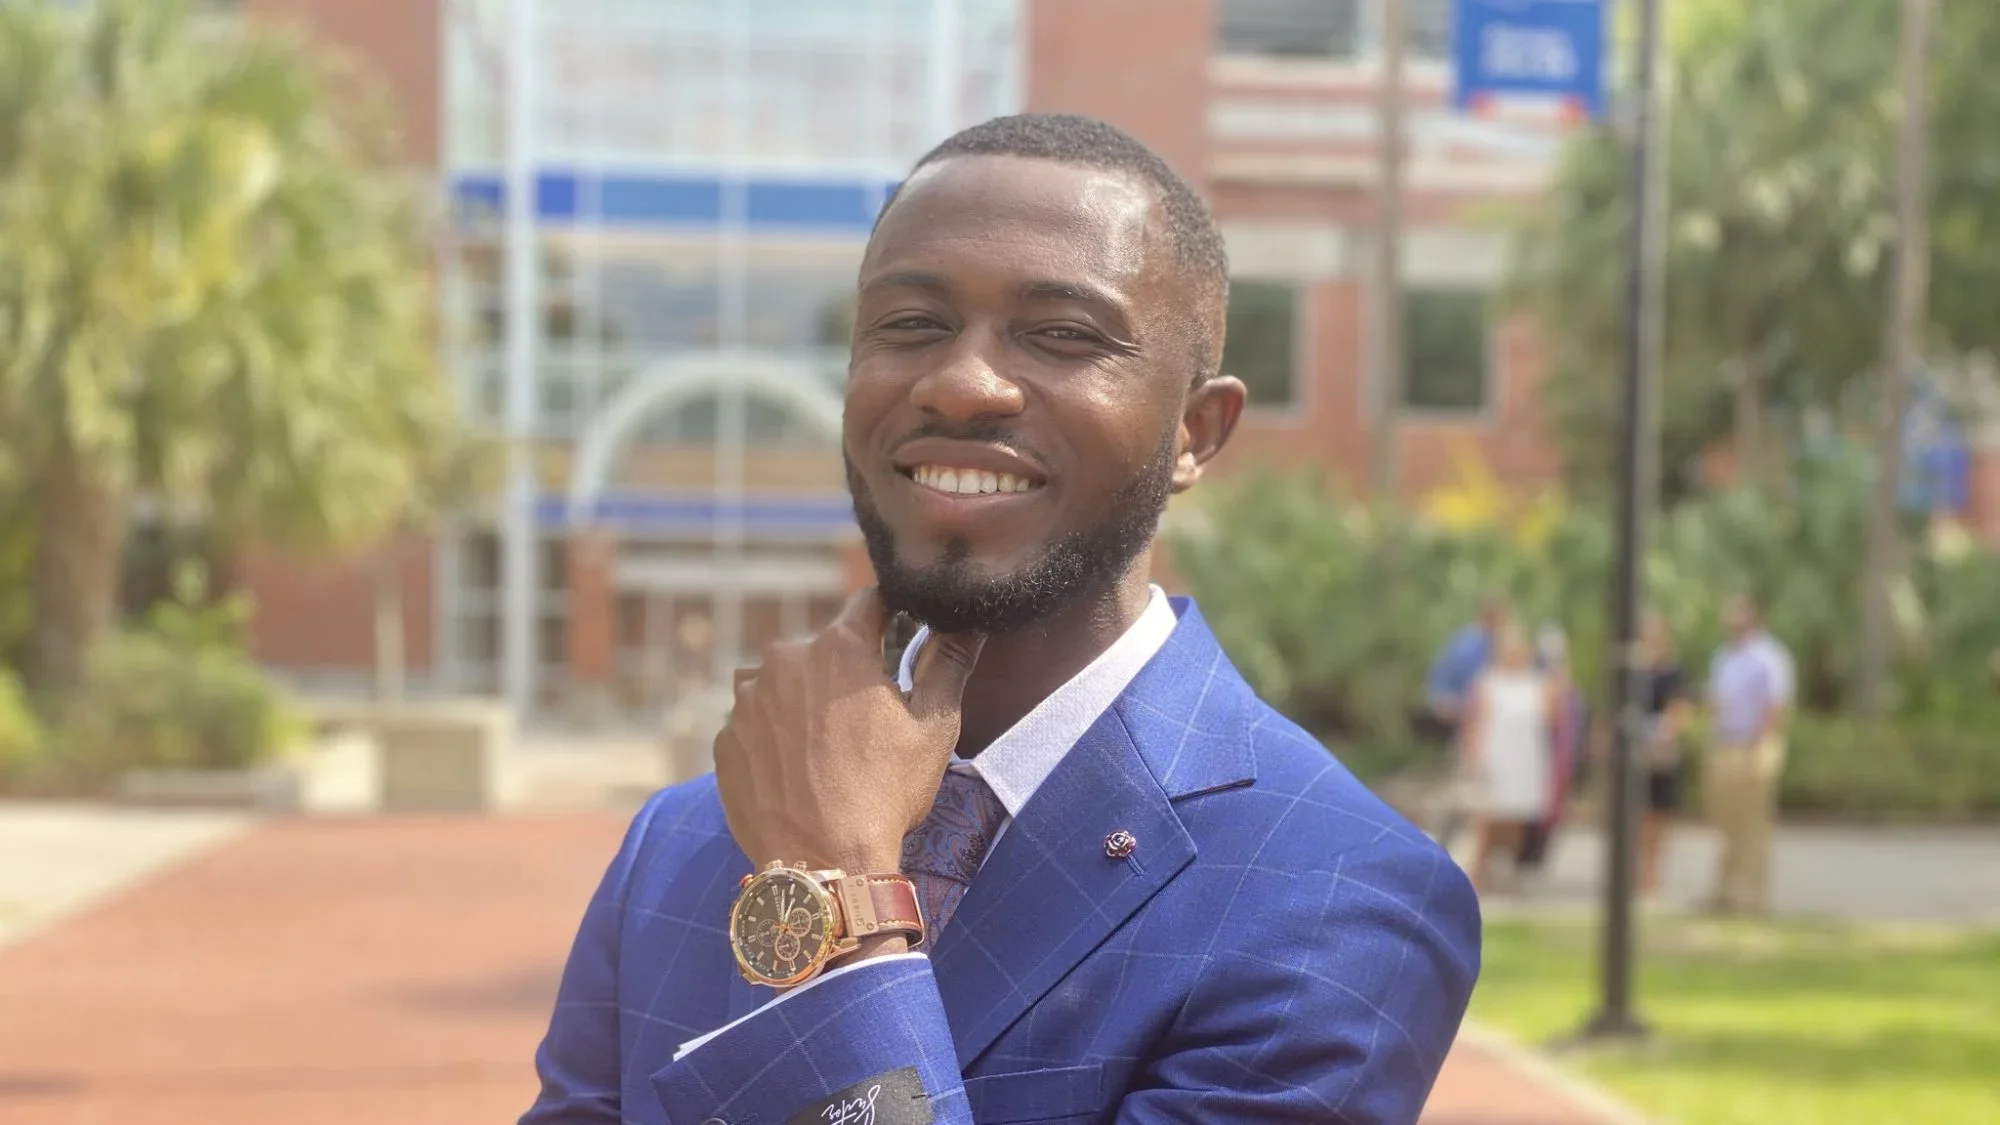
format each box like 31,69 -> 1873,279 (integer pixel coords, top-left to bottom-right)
953,555 -> 1155,758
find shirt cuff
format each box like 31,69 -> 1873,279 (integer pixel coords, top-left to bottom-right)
671,952 -> 929,1062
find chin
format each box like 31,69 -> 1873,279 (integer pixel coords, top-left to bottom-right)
896,535 -> 1043,581
849,448 -> 1167,636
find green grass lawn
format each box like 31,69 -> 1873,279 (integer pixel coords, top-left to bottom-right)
1471,914 -> 2000,1125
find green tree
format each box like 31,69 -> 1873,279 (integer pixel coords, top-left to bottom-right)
0,0 -> 456,708
1511,0 -> 1921,499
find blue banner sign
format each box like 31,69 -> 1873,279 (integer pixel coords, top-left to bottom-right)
1451,0 -> 1608,121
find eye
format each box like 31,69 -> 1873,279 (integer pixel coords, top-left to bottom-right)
879,313 -> 947,332
1029,323 -> 1110,351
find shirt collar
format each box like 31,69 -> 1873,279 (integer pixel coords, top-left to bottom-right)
896,586 -> 1178,819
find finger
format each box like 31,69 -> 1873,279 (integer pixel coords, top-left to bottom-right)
733,666 -> 758,690
908,630 -> 987,720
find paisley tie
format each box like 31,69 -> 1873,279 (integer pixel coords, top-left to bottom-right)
900,767 -> 1008,941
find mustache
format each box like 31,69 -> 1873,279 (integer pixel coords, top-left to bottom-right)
885,419 -> 1055,474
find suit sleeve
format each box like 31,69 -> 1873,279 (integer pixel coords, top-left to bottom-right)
650,956 -> 971,1124
1115,837 -> 1482,1125
519,794 -> 665,1124
652,835 -> 1477,1125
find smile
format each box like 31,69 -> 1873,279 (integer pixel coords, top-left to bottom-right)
906,464 -> 1044,496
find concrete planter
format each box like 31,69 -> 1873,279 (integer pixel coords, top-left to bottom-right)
307,698 -> 514,813
111,727 -> 391,815
115,763 -> 301,812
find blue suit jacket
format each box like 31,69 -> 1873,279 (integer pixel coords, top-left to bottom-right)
523,599 -> 1480,1124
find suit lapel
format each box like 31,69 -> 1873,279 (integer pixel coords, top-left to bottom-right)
931,703 -> 1195,1068
931,597 -> 1257,1068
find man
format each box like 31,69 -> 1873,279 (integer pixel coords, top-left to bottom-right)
1423,597 -> 1509,740
523,114 -> 1480,1125
1703,594 -> 1794,915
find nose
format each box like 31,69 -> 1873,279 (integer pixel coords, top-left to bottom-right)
908,332 -> 1025,423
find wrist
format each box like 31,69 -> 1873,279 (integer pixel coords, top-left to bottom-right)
813,838 -> 907,877
820,933 -> 911,976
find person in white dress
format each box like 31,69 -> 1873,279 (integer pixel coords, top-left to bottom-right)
1459,625 -> 1559,893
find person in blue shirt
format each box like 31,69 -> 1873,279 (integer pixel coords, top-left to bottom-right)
1425,596 -> 1511,731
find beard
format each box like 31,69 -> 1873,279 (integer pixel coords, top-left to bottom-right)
847,426 -> 1178,635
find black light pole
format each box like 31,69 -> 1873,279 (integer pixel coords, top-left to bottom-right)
1582,0 -> 1665,1043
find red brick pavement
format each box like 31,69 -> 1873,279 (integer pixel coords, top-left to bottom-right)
0,814 -> 628,1125
1420,1037 -> 1619,1124
0,814 -> 1615,1124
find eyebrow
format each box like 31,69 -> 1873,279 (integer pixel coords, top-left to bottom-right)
857,269 -> 952,300
1016,279 -> 1124,312
856,271 -> 1125,313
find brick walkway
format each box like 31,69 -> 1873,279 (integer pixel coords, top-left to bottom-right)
0,814 -> 1618,1124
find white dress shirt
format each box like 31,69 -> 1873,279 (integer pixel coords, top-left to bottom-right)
673,586 -> 1178,1061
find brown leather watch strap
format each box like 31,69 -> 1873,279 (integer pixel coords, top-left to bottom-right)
834,873 -> 926,946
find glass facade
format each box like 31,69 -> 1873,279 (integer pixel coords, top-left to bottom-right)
1214,0 -> 1452,61
449,0 -> 1018,173
439,0 -> 1023,715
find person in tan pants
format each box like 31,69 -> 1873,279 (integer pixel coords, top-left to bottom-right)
1702,596 -> 1794,915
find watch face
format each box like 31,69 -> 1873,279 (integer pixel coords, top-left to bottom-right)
730,868 -> 835,986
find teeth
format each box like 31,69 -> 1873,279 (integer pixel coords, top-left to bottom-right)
913,465 -> 1038,495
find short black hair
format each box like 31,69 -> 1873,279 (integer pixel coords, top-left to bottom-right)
880,113 -> 1230,384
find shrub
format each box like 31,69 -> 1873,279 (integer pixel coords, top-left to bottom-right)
1328,737 -> 1443,787
49,629 -> 299,789
0,668 -> 43,783
1167,457 -> 2000,820
1163,466 -> 1610,743
1776,712 -> 2000,822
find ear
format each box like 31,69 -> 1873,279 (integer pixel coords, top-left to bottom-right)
1171,375 -> 1246,494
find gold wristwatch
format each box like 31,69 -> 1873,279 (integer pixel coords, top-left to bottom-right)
728,862 -> 925,988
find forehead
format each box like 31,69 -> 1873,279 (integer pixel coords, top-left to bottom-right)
863,155 -> 1168,296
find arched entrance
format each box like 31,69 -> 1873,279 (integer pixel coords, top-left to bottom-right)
558,350 -> 856,730
566,349 -> 845,521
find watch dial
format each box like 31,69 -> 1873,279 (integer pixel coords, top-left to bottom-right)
732,870 -> 833,983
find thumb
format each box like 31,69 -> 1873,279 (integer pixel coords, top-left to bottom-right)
908,630 -> 986,720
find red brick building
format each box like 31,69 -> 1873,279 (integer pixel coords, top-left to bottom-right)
231,0 -> 1590,723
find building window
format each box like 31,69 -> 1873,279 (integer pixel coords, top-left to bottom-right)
596,253 -> 724,349
743,245 -> 864,350
449,528 -> 573,695
1402,288 -> 1489,412
631,392 -> 837,450
1405,0 -> 1453,59
1221,280 -> 1299,408
1217,0 -> 1362,60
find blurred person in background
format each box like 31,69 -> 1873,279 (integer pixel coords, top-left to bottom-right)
662,612 -> 720,785
1423,595 -> 1511,846
1703,594 -> 1794,915
1461,624 -> 1559,893
1424,595 -> 1510,737
1636,613 -> 1691,899
1516,623 -> 1586,876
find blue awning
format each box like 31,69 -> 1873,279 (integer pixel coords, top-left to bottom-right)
538,491 -> 857,538
452,171 -> 900,233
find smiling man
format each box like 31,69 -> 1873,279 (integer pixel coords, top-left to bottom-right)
522,114 -> 1480,1125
